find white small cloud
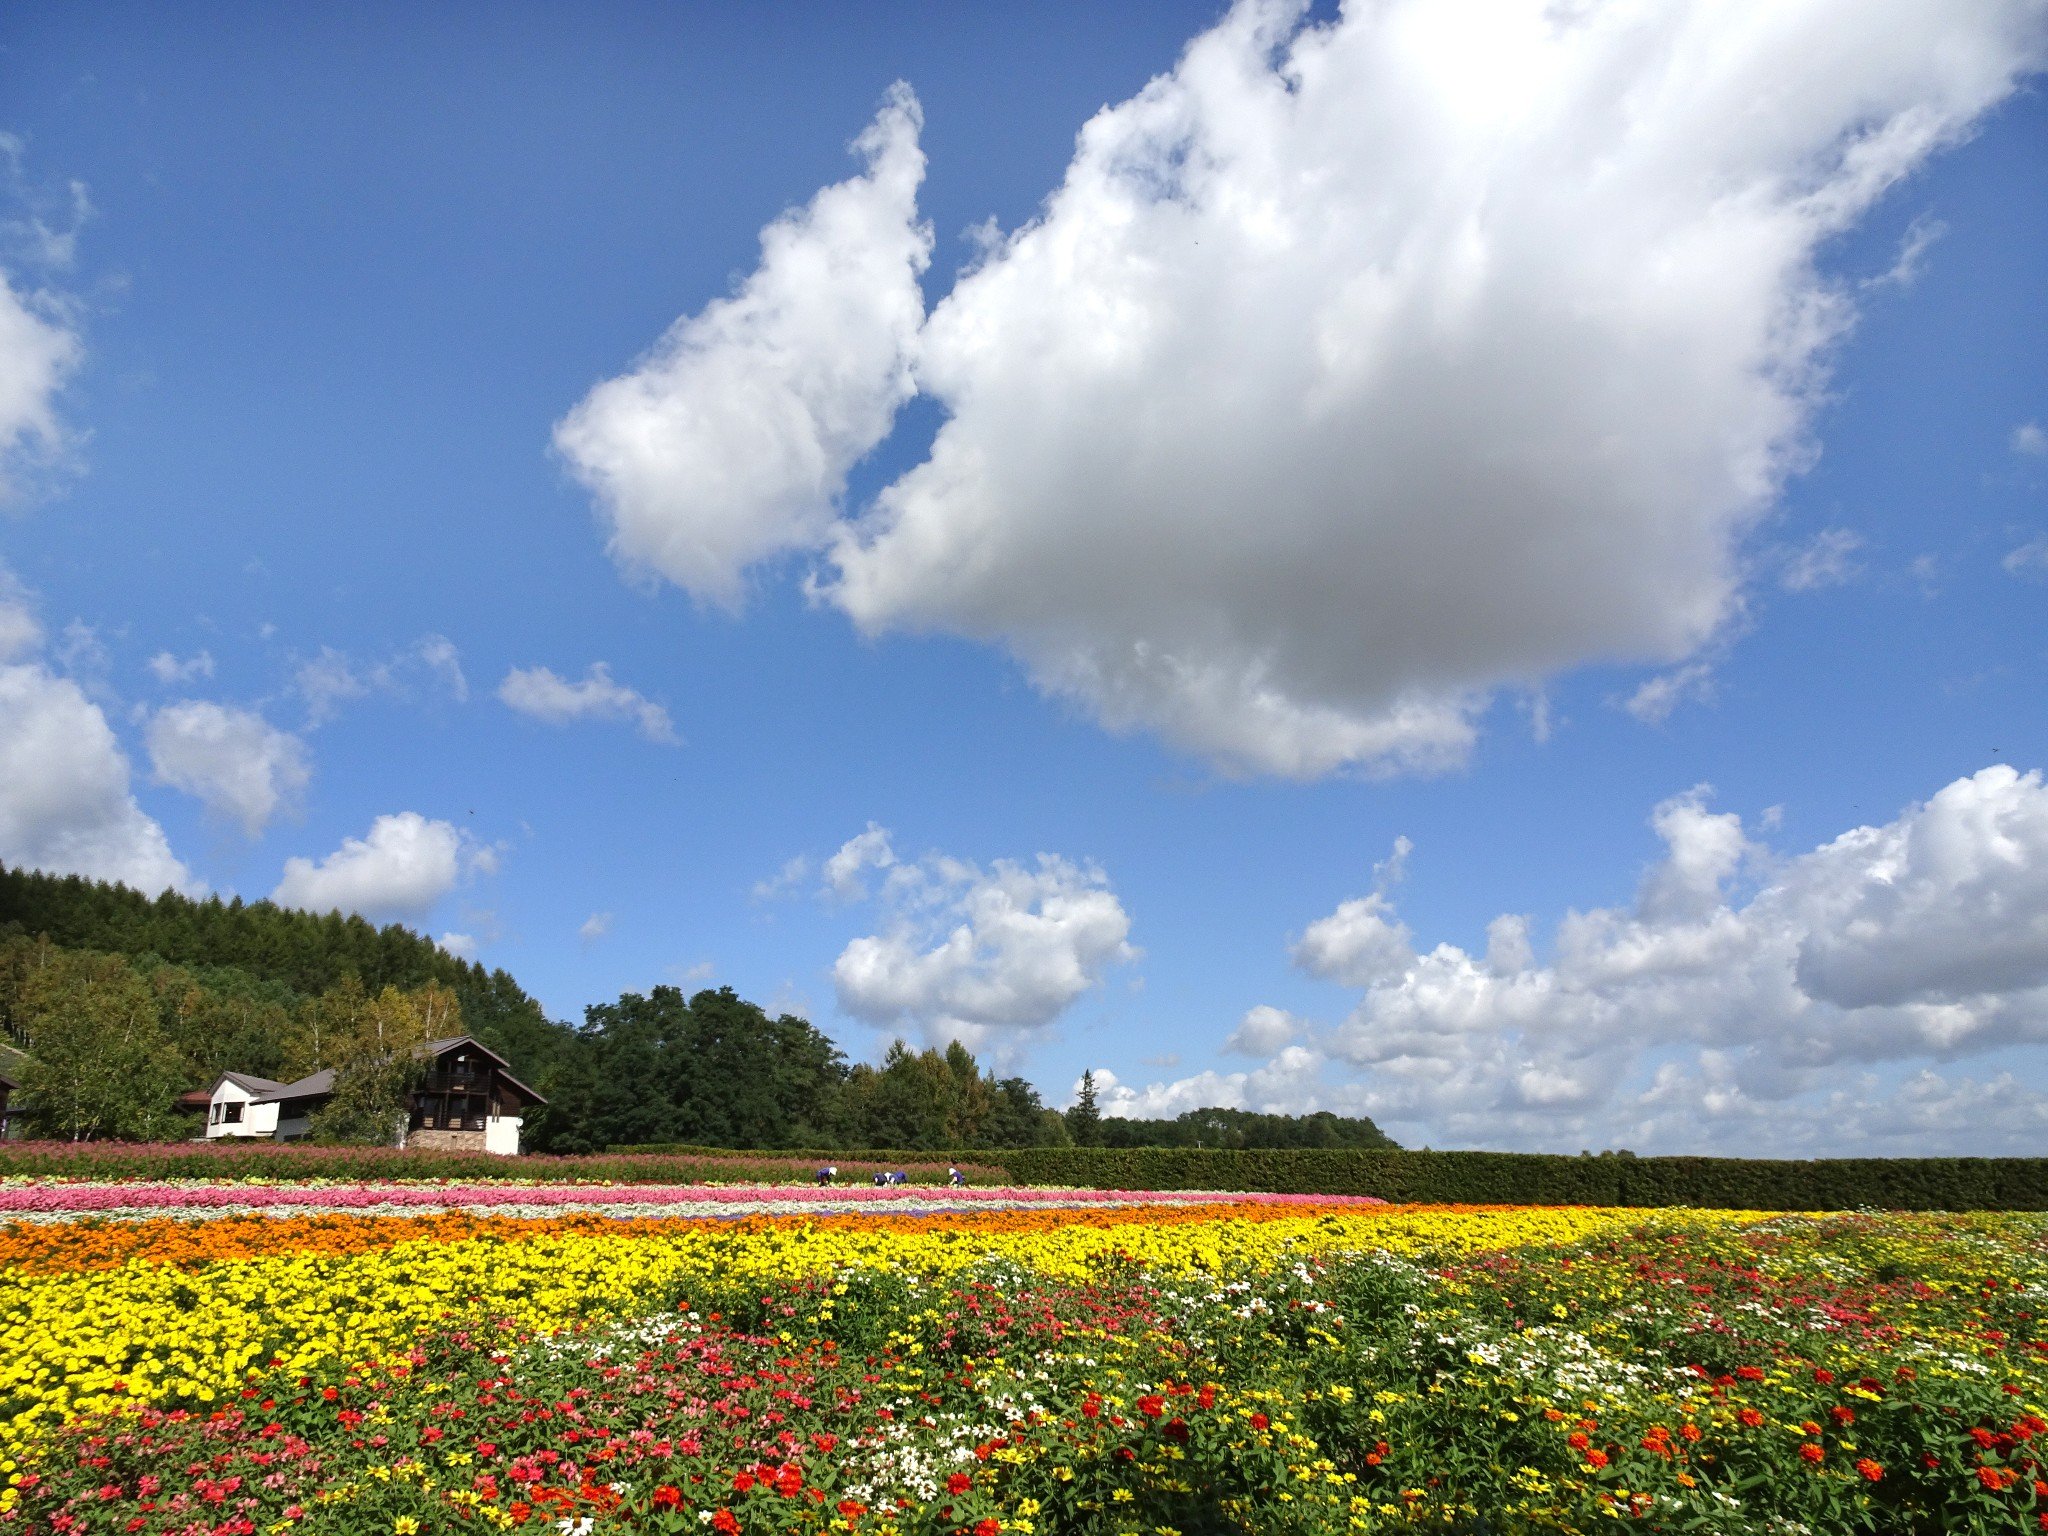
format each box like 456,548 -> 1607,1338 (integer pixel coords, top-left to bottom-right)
1778,528 -> 1864,592
2012,421 -> 2047,457
1223,1004 -> 1301,1058
830,837 -> 1138,1051
0,269 -> 82,503
1623,661 -> 1717,726
752,854 -> 811,901
496,662 -> 678,744
271,811 -> 468,921
146,700 -> 311,837
2002,536 -> 2048,581
822,822 -> 895,900
145,649 -> 215,685
0,566 -> 40,662
294,635 -> 470,726
415,634 -> 468,702
1862,214 -> 1945,290
578,910 -> 613,942
438,932 -> 479,961
295,647 -> 370,725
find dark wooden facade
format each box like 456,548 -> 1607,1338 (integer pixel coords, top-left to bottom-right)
406,1038 -> 544,1138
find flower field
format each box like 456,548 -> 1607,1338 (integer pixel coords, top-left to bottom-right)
4,1184 -> 2047,1535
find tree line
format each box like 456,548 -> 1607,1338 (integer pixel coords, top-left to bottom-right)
0,863 -> 1396,1153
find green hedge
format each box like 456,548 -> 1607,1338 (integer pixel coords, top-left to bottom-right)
993,1149 -> 2048,1210
616,1144 -> 2048,1210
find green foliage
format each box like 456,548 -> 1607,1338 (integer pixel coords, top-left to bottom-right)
11,948 -> 186,1141
1094,1104 -> 1397,1150
976,1146 -> 2048,1211
1065,1067 -> 1102,1146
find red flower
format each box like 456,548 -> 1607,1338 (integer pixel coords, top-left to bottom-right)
652,1485 -> 682,1509
1798,1445 -> 1825,1466
1137,1395 -> 1167,1419
732,1472 -> 755,1494
1197,1384 -> 1216,1409
1979,1467 -> 2018,1492
1584,1449 -> 1609,1469
1163,1417 -> 1190,1444
946,1473 -> 972,1495
1812,1369 -> 1835,1384
711,1512 -> 741,1536
1830,1406 -> 1855,1426
1568,1433 -> 1591,1450
1679,1423 -> 1702,1443
1250,1412 -> 1270,1431
1736,1367 -> 1765,1382
1737,1409 -> 1764,1429
1855,1459 -> 1883,1483
975,1522 -> 1000,1536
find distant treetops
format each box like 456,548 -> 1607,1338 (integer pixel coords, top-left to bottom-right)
0,862 -> 1395,1154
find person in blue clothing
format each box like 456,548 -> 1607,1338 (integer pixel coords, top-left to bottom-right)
947,1165 -> 964,1187
815,1164 -> 837,1185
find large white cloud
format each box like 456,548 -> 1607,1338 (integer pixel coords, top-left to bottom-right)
0,565 -> 192,893
496,662 -> 678,744
827,829 -> 1138,1051
555,84 -> 930,607
146,700 -> 312,837
270,811 -> 470,921
1105,765 -> 2048,1154
568,0 -> 2046,777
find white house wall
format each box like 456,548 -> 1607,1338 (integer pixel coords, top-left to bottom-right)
485,1115 -> 521,1156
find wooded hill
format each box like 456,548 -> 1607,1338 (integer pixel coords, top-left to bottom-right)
0,863 -> 1396,1154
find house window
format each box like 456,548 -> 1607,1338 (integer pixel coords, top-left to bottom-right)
222,1102 -> 243,1125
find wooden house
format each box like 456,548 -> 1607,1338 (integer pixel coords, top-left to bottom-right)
202,1035 -> 545,1154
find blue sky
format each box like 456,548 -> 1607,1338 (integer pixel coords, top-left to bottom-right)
1,0 -> 2045,1155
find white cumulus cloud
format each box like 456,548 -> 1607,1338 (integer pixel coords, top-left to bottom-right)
146,649 -> 215,685
496,662 -> 678,744
0,564 -> 192,894
829,833 -> 1138,1051
0,269 -> 81,503
146,701 -> 311,837
569,0 -> 2046,778
1778,529 -> 1864,592
555,84 -> 930,607
1106,764 -> 2048,1154
271,811 -> 472,921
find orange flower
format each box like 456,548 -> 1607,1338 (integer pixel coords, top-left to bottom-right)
1798,1444 -> 1824,1465
1855,1459 -> 1883,1482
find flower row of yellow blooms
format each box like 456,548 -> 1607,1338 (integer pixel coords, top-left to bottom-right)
0,1203 -> 1751,1491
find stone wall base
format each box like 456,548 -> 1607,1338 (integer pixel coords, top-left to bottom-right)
408,1128 -> 488,1152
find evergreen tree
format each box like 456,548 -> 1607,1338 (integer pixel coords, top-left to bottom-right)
1066,1068 -> 1103,1146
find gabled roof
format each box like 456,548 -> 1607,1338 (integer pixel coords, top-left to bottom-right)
243,1036 -> 548,1108
251,1068 -> 334,1105
210,1070 -> 290,1098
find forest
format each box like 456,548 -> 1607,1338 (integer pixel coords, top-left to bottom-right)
0,863 -> 1394,1152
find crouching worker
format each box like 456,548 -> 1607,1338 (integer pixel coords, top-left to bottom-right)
815,1164 -> 837,1186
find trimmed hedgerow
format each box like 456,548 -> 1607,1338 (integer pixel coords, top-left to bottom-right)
613,1144 -> 2048,1210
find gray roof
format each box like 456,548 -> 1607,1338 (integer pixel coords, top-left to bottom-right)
250,1068 -> 334,1105
213,1070 -> 290,1097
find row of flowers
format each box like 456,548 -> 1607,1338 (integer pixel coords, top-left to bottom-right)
6,1203 -> 2047,1534
0,1182 -> 1385,1216
0,1200 -> 1645,1484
